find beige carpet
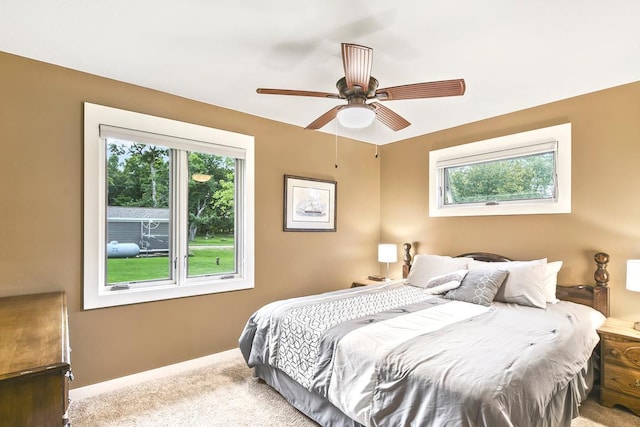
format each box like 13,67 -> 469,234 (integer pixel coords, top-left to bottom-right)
69,349 -> 638,427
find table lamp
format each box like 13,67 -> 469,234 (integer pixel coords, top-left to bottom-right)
378,244 -> 398,280
627,259 -> 640,330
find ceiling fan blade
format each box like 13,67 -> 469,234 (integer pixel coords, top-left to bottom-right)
371,102 -> 410,131
257,88 -> 341,99
342,43 -> 373,91
305,106 -> 340,130
375,79 -> 466,100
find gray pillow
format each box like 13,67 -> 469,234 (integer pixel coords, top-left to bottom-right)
444,268 -> 508,306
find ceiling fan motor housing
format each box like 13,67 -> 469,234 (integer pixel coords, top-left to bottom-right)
336,76 -> 379,100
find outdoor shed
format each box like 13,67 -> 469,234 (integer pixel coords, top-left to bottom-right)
107,206 -> 170,253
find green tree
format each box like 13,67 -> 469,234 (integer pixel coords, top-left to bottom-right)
107,142 -> 169,208
107,142 -> 236,240
211,170 -> 235,233
188,153 -> 235,239
447,153 -> 554,204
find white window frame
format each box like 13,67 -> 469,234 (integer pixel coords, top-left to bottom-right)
429,123 -> 571,217
83,102 -> 255,309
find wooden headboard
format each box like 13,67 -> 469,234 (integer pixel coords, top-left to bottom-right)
401,243 -> 610,317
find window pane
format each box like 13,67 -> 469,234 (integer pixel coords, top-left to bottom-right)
444,152 -> 555,205
106,139 -> 172,285
187,152 -> 236,277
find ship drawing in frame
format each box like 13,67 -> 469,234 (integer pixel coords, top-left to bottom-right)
284,175 -> 337,232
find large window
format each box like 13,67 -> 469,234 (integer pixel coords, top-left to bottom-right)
84,103 -> 254,309
429,123 -> 571,217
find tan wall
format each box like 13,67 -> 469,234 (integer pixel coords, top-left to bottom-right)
0,52 -> 381,387
4,48 -> 639,388
379,81 -> 640,321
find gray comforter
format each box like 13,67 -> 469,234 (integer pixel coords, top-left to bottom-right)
239,281 -> 604,427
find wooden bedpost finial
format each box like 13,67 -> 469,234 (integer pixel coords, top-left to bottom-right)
594,252 -> 610,287
402,243 -> 412,279
403,243 -> 412,264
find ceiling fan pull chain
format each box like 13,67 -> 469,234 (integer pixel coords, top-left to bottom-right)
375,120 -> 379,158
334,120 -> 339,168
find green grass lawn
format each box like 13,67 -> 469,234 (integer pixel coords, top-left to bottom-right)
107,246 -> 235,284
189,234 -> 234,246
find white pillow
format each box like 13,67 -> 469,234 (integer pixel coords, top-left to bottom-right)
544,261 -> 563,303
406,254 -> 470,288
422,269 -> 468,294
468,258 -> 547,309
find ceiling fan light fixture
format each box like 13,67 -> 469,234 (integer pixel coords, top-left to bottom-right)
336,105 -> 376,129
192,173 -> 212,182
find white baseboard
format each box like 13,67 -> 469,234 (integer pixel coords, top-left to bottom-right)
69,348 -> 241,401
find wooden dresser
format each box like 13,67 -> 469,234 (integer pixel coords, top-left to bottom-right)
598,317 -> 640,416
0,292 -> 71,426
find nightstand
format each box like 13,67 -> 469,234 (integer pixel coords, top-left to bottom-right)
351,279 -> 385,288
598,317 -> 640,416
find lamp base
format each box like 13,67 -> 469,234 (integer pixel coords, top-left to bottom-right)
634,321 -> 640,331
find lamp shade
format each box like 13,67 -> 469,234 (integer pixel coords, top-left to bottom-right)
337,105 -> 376,129
378,244 -> 398,263
627,260 -> 640,292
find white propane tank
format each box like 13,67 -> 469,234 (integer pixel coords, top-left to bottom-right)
107,241 -> 140,258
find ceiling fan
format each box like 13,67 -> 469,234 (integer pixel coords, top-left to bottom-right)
257,43 -> 466,131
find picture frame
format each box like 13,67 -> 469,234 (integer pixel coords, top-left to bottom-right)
283,175 -> 337,232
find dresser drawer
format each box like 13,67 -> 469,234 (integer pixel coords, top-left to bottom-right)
602,335 -> 640,369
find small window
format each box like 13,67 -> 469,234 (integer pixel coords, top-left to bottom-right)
429,123 -> 571,217
84,103 -> 255,309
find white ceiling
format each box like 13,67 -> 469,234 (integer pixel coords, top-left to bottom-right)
2,1 -> 640,145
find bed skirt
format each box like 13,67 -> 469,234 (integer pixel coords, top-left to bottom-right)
255,364 -> 363,427
253,357 -> 596,427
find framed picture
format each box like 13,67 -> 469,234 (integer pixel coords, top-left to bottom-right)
284,175 -> 337,232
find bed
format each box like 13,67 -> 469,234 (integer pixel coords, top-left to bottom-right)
239,245 -> 611,427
